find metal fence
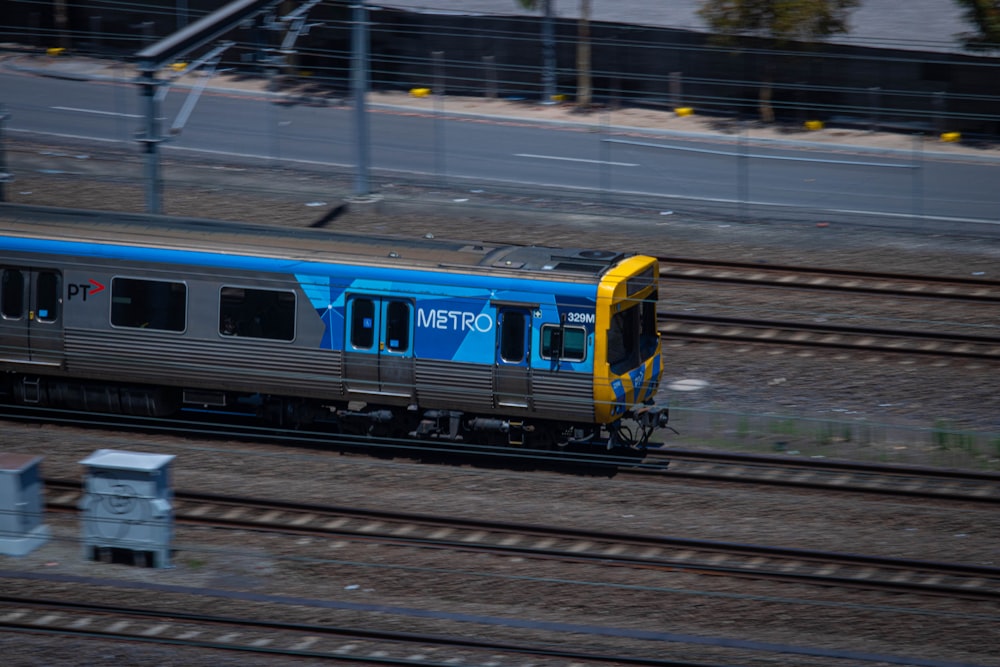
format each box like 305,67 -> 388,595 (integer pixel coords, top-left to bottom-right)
3,1 -> 1000,134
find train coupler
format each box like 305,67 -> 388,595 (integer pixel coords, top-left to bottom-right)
632,402 -> 670,428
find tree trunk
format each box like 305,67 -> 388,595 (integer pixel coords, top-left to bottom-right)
759,81 -> 774,123
575,0 -> 592,110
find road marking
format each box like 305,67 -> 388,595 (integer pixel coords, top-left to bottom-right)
515,153 -> 638,167
52,106 -> 142,118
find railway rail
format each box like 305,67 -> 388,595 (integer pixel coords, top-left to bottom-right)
43,480 -> 1000,602
0,593 -> 675,666
655,257 -> 1000,359
658,312 -> 1000,360
640,449 -> 1000,504
657,257 -> 1000,303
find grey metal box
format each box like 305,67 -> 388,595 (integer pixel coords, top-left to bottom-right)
0,453 -> 50,557
79,449 -> 175,568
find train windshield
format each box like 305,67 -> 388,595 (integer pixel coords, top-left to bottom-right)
608,291 -> 659,375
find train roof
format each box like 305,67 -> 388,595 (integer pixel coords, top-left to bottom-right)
0,204 -> 634,283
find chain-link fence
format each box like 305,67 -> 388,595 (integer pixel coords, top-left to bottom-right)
3,2 -> 1000,135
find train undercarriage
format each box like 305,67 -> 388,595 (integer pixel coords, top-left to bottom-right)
2,373 -> 668,457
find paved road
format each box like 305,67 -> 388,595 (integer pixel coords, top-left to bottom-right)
3,52 -> 999,229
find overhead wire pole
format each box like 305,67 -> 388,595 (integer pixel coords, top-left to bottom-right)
137,44 -> 233,214
132,0 -> 284,213
137,69 -> 164,213
351,1 -> 372,197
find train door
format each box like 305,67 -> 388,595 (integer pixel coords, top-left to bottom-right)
0,267 -> 63,367
343,295 -> 414,398
495,306 -> 532,408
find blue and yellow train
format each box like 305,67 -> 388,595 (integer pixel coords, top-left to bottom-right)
0,204 -> 669,455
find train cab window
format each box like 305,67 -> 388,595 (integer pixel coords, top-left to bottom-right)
219,286 -> 295,341
639,290 -> 659,358
111,277 -> 186,331
541,324 -> 587,361
35,271 -> 60,322
607,304 -> 640,375
499,311 -> 526,362
1,269 -> 24,318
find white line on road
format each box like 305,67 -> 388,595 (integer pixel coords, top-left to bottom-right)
52,106 -> 142,119
515,153 -> 638,167
8,128 -> 128,143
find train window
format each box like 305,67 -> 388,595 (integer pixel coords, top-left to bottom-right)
627,266 -> 655,296
350,298 -> 375,349
607,305 -> 640,374
541,324 -> 587,361
385,300 -> 411,352
565,327 -> 587,359
499,311 -> 526,363
111,277 -> 186,332
219,286 -> 295,341
35,271 -> 60,322
1,269 -> 24,319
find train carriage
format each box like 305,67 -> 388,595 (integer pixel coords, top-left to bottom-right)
0,204 -> 668,454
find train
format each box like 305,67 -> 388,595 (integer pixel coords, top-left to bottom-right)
0,203 -> 669,456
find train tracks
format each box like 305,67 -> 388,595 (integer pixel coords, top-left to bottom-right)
656,257 -> 1000,359
0,592 -> 670,666
43,480 -> 1000,602
658,257 -> 1000,303
658,312 -> 1000,359
640,448 -> 1000,503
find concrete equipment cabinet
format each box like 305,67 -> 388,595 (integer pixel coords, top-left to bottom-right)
79,449 -> 175,568
0,453 -> 51,557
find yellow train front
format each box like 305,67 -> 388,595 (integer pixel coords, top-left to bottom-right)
589,255 -> 669,453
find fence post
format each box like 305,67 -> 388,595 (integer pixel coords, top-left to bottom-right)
912,133 -> 924,219
541,0 -> 556,104
738,121 -> 749,221
933,91 -> 946,133
669,71 -> 682,109
868,86 -> 881,132
482,55 -> 497,99
433,50 -> 446,184
89,15 -> 102,54
0,104 -> 9,202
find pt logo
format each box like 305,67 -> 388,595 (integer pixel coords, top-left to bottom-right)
68,279 -> 105,301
